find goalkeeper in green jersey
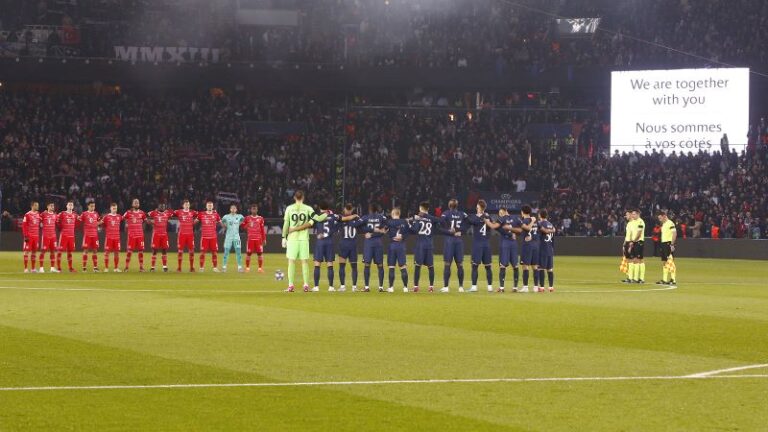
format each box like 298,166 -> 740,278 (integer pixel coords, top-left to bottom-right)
281,190 -> 327,292
221,204 -> 245,272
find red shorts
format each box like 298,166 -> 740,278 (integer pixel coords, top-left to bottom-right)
127,236 -> 145,251
177,234 -> 195,251
24,237 -> 39,252
105,238 -> 121,252
41,237 -> 57,252
58,235 -> 75,252
247,239 -> 263,254
152,235 -> 169,250
82,235 -> 99,250
201,237 -> 218,252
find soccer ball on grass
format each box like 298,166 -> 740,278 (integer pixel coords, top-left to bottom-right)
275,270 -> 285,281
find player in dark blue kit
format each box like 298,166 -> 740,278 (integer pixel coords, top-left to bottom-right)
380,207 -> 411,293
485,207 -> 523,292
537,209 -> 556,292
465,199 -> 495,292
310,201 -> 342,292
360,203 -> 387,292
519,205 -> 540,293
440,199 -> 467,293
410,201 -> 442,293
338,204 -> 364,292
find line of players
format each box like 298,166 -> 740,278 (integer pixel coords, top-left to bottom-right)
20,198 -> 267,273
291,198 -> 555,293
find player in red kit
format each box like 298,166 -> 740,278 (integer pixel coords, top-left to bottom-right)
102,203 -> 123,271
22,201 -> 41,273
56,200 -> 79,272
123,198 -> 147,272
198,200 -> 221,272
174,199 -> 198,272
39,202 -> 59,272
243,203 -> 266,273
80,201 -> 101,272
148,203 -> 173,272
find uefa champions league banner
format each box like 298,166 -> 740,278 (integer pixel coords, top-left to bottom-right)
470,192 -> 539,212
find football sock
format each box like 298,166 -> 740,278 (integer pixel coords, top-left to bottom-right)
364,265 -> 371,287
548,271 -> 554,287
151,252 -> 157,268
670,269 -> 676,281
400,268 -> 408,287
199,254 -> 205,269
178,253 -> 183,270
523,269 -> 529,286
23,253 -> 28,270
532,269 -> 539,287
287,260 -> 295,286
257,254 -> 263,268
235,247 -> 242,267
663,268 -> 669,282
245,253 -> 251,268
31,253 -> 36,269
413,265 -> 421,286
82,253 -> 87,269
114,252 -> 119,268
161,253 -> 167,267
125,252 -> 132,268
327,266 -> 334,287
485,265 -> 493,285
513,267 -> 520,287
189,252 -> 195,269
639,263 -> 646,280
377,266 -> 384,287
443,266 -> 451,287
471,264 -> 479,285
314,266 -> 321,287
499,267 -> 506,288
428,266 -> 435,286
339,262 -> 346,285
388,268 -> 396,287
138,252 -> 144,268
222,250 -> 229,268
351,263 -> 358,285
211,252 -> 217,268
301,261 -> 309,286
457,265 -> 465,287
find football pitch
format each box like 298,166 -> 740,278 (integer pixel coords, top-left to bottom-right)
0,251 -> 766,431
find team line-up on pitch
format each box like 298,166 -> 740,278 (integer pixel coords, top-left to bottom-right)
20,198 -> 267,274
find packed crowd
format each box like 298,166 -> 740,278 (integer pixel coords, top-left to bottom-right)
2,0 -> 767,70
2,91 -> 767,239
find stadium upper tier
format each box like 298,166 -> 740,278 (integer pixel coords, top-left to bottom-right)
0,0 -> 766,70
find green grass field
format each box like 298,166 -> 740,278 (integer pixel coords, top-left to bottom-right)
1,251 -> 767,431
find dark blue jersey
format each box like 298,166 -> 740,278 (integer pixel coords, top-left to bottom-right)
313,212 -> 341,241
361,213 -> 386,244
441,209 -> 468,236
498,215 -> 519,244
521,216 -> 540,242
410,213 -> 441,246
466,213 -> 491,244
384,218 -> 410,241
539,220 -> 555,256
339,217 -> 365,245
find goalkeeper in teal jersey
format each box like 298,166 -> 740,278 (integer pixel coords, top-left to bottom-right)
221,204 -> 245,272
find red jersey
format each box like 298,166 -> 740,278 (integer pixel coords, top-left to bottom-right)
243,215 -> 266,242
174,209 -> 197,236
57,211 -> 78,237
198,210 -> 221,239
123,209 -> 147,238
22,211 -> 41,239
103,213 -> 123,240
80,211 -> 100,237
148,209 -> 173,237
41,211 -> 58,239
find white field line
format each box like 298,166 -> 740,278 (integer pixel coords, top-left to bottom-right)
684,363 -> 768,378
0,285 -> 678,295
1,373 -> 767,392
